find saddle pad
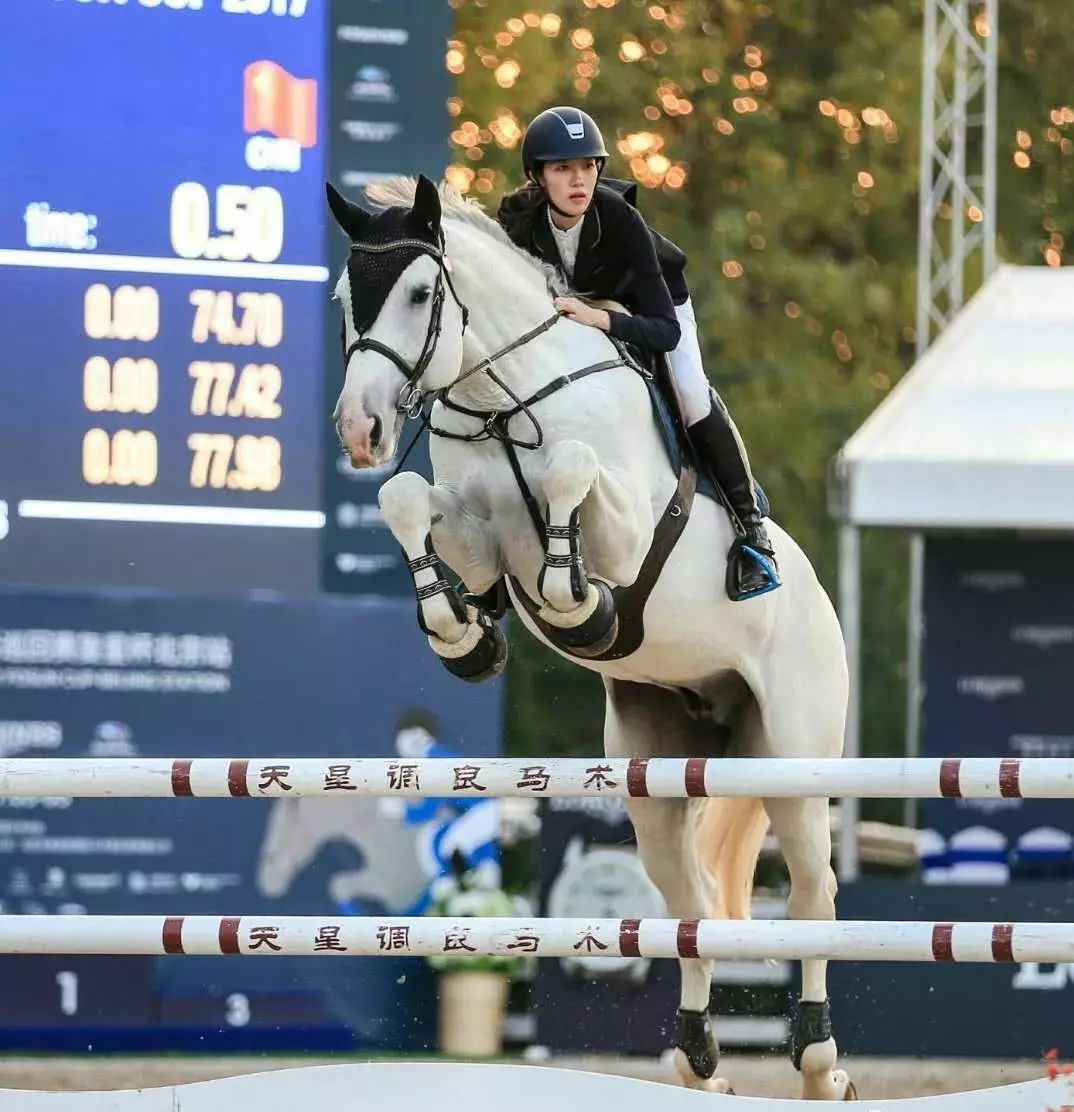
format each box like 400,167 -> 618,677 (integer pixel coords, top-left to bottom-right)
641,366 -> 772,519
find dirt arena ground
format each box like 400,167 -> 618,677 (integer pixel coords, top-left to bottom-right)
0,1054 -> 1046,1100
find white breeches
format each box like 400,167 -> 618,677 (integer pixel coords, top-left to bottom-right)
668,297 -> 712,427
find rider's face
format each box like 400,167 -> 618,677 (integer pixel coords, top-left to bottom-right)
538,158 -> 599,222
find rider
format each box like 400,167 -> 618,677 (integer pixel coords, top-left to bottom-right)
497,106 -> 778,601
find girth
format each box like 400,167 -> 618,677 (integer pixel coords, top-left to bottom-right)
509,463 -> 697,662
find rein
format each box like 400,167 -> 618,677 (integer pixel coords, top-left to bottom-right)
345,227 -> 640,539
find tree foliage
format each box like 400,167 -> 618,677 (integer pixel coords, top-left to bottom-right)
446,0 -> 1074,777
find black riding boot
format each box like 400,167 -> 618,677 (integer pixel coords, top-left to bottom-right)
687,393 -> 780,601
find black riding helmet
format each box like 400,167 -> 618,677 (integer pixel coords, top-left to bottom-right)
521,106 -> 609,182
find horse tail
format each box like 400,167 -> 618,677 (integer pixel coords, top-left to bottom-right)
695,797 -> 768,920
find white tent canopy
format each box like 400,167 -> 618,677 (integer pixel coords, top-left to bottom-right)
833,265 -> 1074,530
830,264 -> 1074,883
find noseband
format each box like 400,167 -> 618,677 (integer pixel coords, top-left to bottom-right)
342,231 -> 469,417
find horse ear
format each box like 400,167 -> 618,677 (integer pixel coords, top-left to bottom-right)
410,174 -> 442,237
326,181 -> 370,241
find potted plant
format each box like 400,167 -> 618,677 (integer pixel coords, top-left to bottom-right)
426,855 -> 532,1057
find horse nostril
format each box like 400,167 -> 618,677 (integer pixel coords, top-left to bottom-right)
369,416 -> 382,451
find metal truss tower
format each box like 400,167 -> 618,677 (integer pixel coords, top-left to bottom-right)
838,2 -> 1000,882
916,0 -> 999,357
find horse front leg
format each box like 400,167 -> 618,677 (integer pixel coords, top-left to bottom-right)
535,439 -> 646,656
379,471 -> 506,683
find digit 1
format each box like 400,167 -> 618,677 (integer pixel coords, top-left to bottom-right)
56,970 -> 78,1016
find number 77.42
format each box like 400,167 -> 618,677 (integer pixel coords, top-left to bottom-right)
189,361 -> 281,419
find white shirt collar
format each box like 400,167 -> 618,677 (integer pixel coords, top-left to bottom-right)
546,207 -> 584,279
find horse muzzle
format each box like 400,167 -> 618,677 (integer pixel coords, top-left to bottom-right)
336,409 -> 383,469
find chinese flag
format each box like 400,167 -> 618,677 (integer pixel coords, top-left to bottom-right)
243,61 -> 318,149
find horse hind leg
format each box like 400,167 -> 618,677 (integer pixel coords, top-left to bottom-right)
744,593 -> 855,1100
765,794 -> 855,1100
630,802 -> 734,1094
747,679 -> 855,1100
604,680 -> 733,1095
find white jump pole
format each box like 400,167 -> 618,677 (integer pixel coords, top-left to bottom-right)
0,756 -> 1070,799
0,916 -> 1071,963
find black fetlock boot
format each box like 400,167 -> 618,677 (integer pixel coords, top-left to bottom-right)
687,394 -> 781,602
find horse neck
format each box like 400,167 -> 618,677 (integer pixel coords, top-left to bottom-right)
443,221 -> 608,411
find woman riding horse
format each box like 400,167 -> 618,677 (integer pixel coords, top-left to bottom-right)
497,105 -> 778,601
326,170 -> 854,1100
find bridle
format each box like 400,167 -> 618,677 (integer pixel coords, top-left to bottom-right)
342,230 -> 469,420
340,226 -> 638,538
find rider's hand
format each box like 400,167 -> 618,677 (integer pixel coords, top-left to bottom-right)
554,296 -> 611,332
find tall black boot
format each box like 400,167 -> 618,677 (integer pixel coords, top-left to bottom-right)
687,393 -> 780,601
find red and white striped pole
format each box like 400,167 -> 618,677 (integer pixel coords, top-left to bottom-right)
0,916 -> 1070,963
0,757 -> 1070,799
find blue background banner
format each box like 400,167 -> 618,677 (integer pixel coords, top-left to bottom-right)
828,880 -> 1074,1058
0,586 -> 503,1049
920,538 -> 1074,882
0,1 -> 328,262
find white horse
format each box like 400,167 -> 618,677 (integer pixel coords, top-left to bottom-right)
327,175 -> 853,1101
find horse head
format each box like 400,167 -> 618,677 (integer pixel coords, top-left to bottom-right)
327,175 -> 468,468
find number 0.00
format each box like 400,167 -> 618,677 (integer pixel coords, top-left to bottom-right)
84,357 -> 159,415
84,284 -> 159,342
82,429 -> 158,487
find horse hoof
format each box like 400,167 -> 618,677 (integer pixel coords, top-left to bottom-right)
553,579 -> 618,657
799,1039 -> 855,1101
686,1078 -> 734,1095
672,1049 -> 734,1094
435,614 -> 508,683
801,1068 -> 855,1101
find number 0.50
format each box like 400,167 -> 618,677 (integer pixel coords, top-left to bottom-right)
170,183 -> 284,264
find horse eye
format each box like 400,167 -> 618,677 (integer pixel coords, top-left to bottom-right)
411,286 -> 432,306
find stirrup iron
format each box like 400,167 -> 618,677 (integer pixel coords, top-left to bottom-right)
726,536 -> 781,602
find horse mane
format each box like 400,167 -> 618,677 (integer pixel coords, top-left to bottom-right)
363,176 -> 567,294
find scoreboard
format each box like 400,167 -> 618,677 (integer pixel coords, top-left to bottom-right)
0,1 -> 328,593
0,0 -> 453,598
0,1 -> 473,1055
